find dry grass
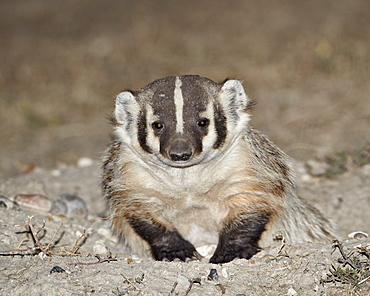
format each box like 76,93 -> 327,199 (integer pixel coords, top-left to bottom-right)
321,240 -> 370,294
324,144 -> 370,178
1,0 -> 370,177
0,215 -> 106,260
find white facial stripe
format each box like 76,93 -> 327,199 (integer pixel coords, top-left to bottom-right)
146,104 -> 160,152
202,101 -> 217,150
174,76 -> 184,134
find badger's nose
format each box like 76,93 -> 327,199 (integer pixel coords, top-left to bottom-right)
170,151 -> 192,161
168,139 -> 193,161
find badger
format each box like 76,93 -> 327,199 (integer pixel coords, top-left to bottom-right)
102,75 -> 336,264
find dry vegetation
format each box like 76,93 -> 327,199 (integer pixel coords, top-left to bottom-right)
0,0 -> 369,178
322,240 -> 370,294
323,144 -> 370,178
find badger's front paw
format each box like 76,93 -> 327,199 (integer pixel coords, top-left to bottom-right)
210,213 -> 269,264
151,230 -> 201,262
209,243 -> 259,264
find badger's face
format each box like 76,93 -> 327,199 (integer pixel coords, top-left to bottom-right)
114,75 -> 251,168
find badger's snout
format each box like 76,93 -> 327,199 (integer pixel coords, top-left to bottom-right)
166,138 -> 194,162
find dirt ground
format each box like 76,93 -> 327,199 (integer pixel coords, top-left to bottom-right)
1,1 -> 370,295
0,160 -> 369,295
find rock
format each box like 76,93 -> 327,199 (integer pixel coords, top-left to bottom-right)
77,157 -> 94,168
196,244 -> 216,258
50,193 -> 88,219
50,266 -> 66,274
176,274 -> 189,287
14,194 -> 52,213
348,231 -> 369,239
287,287 -> 298,296
207,268 -> 219,280
0,195 -> 18,209
93,240 -> 110,257
221,267 -> 229,278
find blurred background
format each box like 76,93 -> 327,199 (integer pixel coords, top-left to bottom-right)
1,0 -> 369,178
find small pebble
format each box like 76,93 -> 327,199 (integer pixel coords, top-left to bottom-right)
221,267 -> 228,278
93,241 -> 110,257
126,255 -> 142,264
130,255 -> 142,263
77,157 -> 94,168
176,274 -> 189,287
127,258 -> 134,264
278,256 -> 292,265
348,231 -> 369,239
287,287 -> 298,296
196,244 -> 216,258
261,254 -> 276,263
14,194 -> 52,213
0,195 -> 18,209
50,193 -> 88,219
50,266 -> 65,274
207,268 -> 219,281
51,169 -> 62,177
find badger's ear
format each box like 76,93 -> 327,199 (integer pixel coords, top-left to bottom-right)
219,80 -> 250,128
220,80 -> 249,112
115,91 -> 140,131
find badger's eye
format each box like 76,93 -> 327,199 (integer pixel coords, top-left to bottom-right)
197,118 -> 209,127
152,121 -> 164,130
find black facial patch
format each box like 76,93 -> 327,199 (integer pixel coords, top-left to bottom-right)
137,108 -> 152,154
180,75 -> 217,154
146,76 -> 177,121
213,102 -> 227,149
145,77 -> 178,156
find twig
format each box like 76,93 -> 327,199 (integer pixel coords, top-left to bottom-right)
45,222 -> 64,252
276,238 -> 286,257
34,220 -> 46,238
120,274 -> 140,291
1,216 -> 52,257
358,276 -> 370,286
183,278 -> 201,296
168,281 -> 178,295
16,237 -> 29,249
183,281 -> 194,296
67,255 -> 117,265
333,240 -> 360,271
0,246 -> 35,254
69,218 -> 99,254
26,216 -> 51,257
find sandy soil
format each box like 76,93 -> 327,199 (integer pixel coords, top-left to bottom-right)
0,160 -> 369,295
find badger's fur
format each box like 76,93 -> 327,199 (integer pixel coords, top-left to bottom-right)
102,75 -> 336,264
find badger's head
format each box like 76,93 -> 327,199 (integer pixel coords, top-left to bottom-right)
114,75 -> 252,168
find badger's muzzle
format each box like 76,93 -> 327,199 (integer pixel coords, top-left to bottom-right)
166,137 -> 194,162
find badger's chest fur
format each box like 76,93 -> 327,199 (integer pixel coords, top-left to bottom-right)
102,75 -> 336,263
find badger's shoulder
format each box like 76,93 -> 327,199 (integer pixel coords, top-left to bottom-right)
244,128 -> 295,179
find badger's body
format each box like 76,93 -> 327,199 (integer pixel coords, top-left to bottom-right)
102,75 -> 336,263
